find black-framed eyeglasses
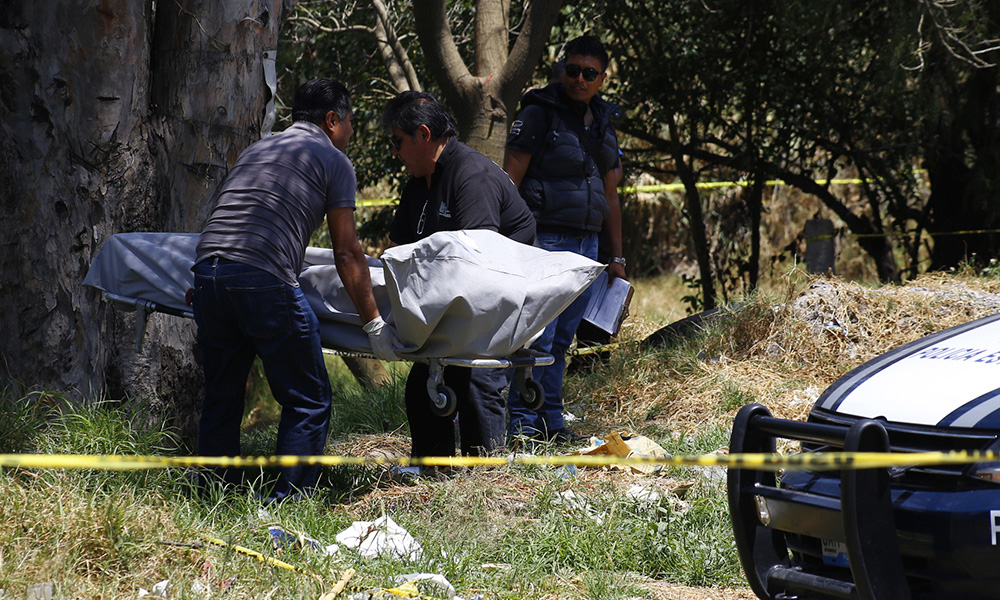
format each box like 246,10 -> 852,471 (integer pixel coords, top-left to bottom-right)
564,64 -> 602,82
389,136 -> 403,152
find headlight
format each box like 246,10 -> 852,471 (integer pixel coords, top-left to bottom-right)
971,442 -> 1000,484
972,463 -> 1000,483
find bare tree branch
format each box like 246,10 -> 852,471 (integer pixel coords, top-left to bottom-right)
414,0 -> 473,104
373,0 -> 422,91
499,0 -> 563,106
909,0 -> 1000,69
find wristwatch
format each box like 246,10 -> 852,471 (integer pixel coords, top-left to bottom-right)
610,257 -> 626,266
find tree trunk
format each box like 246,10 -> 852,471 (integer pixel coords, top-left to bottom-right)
413,0 -> 562,160
0,1 -> 156,400
747,174 -> 763,291
664,113 -> 716,310
0,0 -> 288,445
925,64 -> 1000,270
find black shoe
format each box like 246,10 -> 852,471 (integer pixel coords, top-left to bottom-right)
547,429 -> 588,445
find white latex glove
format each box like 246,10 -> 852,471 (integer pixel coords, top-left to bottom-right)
363,316 -> 400,362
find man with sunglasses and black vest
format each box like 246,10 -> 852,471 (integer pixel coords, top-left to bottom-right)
504,35 -> 627,445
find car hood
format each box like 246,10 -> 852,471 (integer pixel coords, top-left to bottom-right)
814,313 -> 1000,428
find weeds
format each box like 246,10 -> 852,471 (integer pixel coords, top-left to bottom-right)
8,271 -> 994,598
0,379 -> 741,599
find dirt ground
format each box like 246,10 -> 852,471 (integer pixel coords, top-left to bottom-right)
644,583 -> 756,600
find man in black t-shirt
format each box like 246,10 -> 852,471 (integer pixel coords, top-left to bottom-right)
383,91 -> 536,458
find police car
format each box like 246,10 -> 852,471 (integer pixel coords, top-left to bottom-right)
728,312 -> 1000,600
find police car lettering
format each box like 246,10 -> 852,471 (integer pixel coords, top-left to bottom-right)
914,346 -> 991,362
821,315 -> 1000,426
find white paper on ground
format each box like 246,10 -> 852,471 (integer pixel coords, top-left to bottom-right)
335,515 -> 423,561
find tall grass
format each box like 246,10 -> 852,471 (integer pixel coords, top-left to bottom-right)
2,272 -> 778,599
1,376 -> 742,599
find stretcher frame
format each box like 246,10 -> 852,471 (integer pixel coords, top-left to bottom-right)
104,291 -> 552,417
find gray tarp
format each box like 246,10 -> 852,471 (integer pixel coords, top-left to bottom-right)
84,230 -> 604,359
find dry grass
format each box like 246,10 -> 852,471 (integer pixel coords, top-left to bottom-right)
570,270 -> 1000,435
7,269 -> 1000,600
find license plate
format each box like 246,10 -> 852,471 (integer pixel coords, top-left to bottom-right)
821,538 -> 849,568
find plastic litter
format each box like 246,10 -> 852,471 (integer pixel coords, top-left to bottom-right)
389,465 -> 421,484
556,464 -> 578,480
267,525 -> 340,556
625,484 -> 663,503
26,583 -> 53,600
394,573 -> 455,599
269,526 -> 321,551
137,579 -> 169,598
347,578 -> 481,600
335,515 -> 423,561
553,489 -> 603,524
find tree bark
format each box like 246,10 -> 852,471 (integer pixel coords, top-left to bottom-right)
747,174 -> 764,291
0,0 -> 289,444
662,112 -> 716,310
0,1 -> 156,398
373,0 -> 421,92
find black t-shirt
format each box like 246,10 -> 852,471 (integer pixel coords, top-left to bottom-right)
389,139 -> 536,246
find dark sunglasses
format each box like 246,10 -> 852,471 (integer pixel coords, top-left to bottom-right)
389,135 -> 404,152
564,64 -> 602,82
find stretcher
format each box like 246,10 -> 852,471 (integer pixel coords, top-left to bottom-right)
85,230 -> 605,417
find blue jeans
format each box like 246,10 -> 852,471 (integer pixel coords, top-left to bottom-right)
192,258 -> 332,501
507,231 -> 599,438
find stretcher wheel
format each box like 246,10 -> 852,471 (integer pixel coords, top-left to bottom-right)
429,385 -> 458,417
520,378 -> 545,411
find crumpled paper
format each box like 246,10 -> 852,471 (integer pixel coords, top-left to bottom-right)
574,431 -> 670,474
335,515 -> 423,561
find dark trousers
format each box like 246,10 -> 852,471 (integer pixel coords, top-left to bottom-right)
405,363 -> 509,457
508,231 -> 599,437
192,259 -> 332,501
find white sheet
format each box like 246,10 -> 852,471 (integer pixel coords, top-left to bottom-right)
84,230 -> 604,359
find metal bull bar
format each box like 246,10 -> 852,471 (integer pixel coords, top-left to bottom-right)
728,403 -> 911,600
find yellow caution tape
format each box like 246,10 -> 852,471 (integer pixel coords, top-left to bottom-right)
620,178 -> 870,195
356,176 -> 893,208
3,450 -> 1000,472
566,343 -> 623,357
200,534 -> 315,577
356,198 -> 399,208
354,172 -> 929,208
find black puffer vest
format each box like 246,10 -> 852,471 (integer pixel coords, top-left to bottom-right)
517,83 -> 621,233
